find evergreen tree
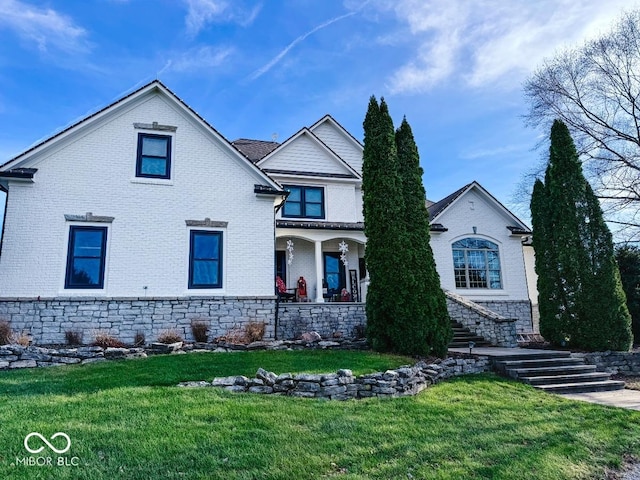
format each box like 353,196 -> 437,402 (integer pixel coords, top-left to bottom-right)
615,245 -> 640,343
530,120 -> 633,351
394,117 -> 451,356
362,96 -> 406,352
531,179 -> 565,344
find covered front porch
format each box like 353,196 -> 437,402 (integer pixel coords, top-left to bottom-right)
275,224 -> 367,303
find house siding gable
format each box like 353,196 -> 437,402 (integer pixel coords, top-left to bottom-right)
311,122 -> 363,174
260,133 -> 354,176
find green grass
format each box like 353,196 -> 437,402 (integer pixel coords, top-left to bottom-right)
1,350 -> 639,479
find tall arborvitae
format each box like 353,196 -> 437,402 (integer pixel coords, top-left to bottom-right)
395,117 -> 451,356
362,96 -> 407,352
530,120 -> 633,351
531,178 -> 565,344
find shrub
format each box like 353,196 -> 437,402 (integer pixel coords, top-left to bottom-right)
65,330 -> 83,346
245,321 -> 265,342
133,331 -> 146,347
190,321 -> 209,343
15,333 -> 30,347
157,330 -> 183,344
217,321 -> 266,344
92,332 -> 126,348
0,320 -> 13,345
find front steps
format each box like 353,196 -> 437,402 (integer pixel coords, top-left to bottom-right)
448,320 -> 491,348
493,352 -> 624,394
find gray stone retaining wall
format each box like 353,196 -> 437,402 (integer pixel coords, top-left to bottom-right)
473,300 -> 533,334
0,297 -> 275,345
276,302 -> 366,340
446,292 -> 518,347
179,355 -> 492,400
571,351 -> 640,375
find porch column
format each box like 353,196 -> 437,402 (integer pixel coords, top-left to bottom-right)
314,240 -> 324,303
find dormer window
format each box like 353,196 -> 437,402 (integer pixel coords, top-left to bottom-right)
136,133 -> 172,179
282,185 -> 324,219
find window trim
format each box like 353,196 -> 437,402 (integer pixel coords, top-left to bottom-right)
136,132 -> 172,180
64,225 -> 108,290
282,185 -> 325,219
452,237 -> 502,290
188,230 -> 223,289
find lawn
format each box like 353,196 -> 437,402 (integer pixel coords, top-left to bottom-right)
1,350 -> 639,480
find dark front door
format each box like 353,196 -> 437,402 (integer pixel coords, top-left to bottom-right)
323,252 -> 346,296
275,250 -> 286,280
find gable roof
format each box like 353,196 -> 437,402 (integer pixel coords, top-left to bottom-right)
309,114 -> 363,150
256,127 -> 362,180
1,80 -> 282,191
428,181 -> 531,234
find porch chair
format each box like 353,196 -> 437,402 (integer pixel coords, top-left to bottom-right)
275,276 -> 296,302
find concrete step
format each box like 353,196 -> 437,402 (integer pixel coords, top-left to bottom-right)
497,357 -> 583,369
520,372 -> 612,386
535,380 -> 625,394
506,364 -> 597,378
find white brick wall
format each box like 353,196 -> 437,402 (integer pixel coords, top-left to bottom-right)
0,92 -> 276,298
430,189 -> 530,301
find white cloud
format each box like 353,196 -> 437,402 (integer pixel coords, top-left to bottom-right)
158,45 -> 234,74
0,0 -> 88,53
184,0 -> 261,36
383,0 -> 639,94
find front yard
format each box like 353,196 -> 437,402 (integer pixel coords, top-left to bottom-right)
1,350 -> 639,479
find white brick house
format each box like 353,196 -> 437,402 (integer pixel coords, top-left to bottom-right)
0,81 -> 534,344
0,81 -> 286,343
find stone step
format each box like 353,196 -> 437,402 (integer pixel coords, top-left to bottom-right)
535,380 -> 625,394
449,341 -> 492,348
496,357 -> 583,369
506,364 -> 597,378
520,372 -> 612,386
491,351 -> 572,363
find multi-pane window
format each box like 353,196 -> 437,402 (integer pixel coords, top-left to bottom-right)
452,238 -> 502,289
136,133 -> 172,179
282,185 -> 324,219
189,231 -> 222,289
65,226 -> 107,289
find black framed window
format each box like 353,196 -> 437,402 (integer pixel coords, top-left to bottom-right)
282,185 -> 324,219
65,226 -> 107,289
189,231 -> 223,289
452,238 -> 502,289
136,133 -> 172,179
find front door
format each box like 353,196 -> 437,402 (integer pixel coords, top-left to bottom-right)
323,252 -> 346,296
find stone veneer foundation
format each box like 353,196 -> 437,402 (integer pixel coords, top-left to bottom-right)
0,295 -> 528,347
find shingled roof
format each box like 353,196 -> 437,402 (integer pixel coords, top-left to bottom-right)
232,138 -> 280,163
426,183 -> 472,219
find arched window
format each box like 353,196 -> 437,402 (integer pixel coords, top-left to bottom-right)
452,238 -> 502,289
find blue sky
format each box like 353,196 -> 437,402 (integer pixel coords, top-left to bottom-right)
1,0 -> 639,222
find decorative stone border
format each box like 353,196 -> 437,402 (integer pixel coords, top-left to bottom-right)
178,356 -> 492,400
0,338 -> 369,370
